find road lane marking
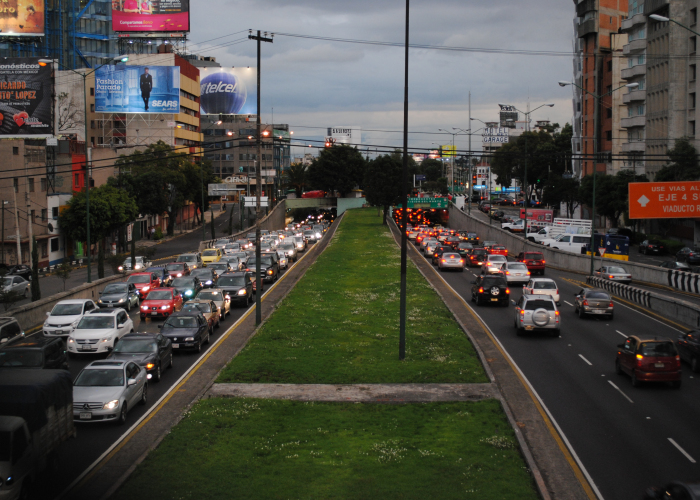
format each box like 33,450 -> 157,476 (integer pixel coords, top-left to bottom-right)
615,330 -> 628,338
668,438 -> 696,463
607,381 -> 634,404
579,354 -> 592,366
564,301 -> 573,307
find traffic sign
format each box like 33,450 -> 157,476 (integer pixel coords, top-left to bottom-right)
208,183 -> 244,196
629,181 -> 700,219
397,197 -> 449,209
598,248 -> 606,257
244,196 -> 269,207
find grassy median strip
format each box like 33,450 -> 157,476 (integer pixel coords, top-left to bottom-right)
217,208 -> 487,384
113,398 -> 539,500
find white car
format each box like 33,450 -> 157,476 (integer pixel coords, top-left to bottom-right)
500,262 -> 531,284
276,250 -> 289,269
67,309 -> 134,355
522,278 -> 560,305
119,256 -> 152,272
594,265 -> 632,284
481,255 -> 508,275
194,288 -> 231,318
43,299 -> 99,337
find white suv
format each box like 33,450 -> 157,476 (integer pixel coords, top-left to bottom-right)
522,278 -> 560,305
44,299 -> 99,337
512,295 -> 560,336
67,309 -> 134,355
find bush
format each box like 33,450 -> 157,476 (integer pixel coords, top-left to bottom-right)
154,227 -> 164,240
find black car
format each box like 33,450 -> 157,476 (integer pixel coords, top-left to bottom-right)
456,242 -> 473,257
471,275 -> 510,306
146,267 -> 171,287
171,276 -> 203,302
431,245 -> 453,265
190,268 -> 218,288
6,264 -> 32,281
489,209 -> 505,221
459,232 -> 479,245
676,247 -> 700,265
245,255 -> 278,283
108,332 -> 173,382
638,239 -> 666,255
468,248 -> 489,267
676,330 -> 700,372
0,335 -> 68,370
97,282 -> 140,311
217,272 -> 254,306
659,261 -> 691,271
644,482 -> 700,500
159,312 -> 210,353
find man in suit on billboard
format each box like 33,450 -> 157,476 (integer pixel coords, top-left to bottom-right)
139,67 -> 152,111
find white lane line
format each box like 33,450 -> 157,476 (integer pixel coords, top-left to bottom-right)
616,330 -> 628,338
668,438 -> 697,463
564,301 -> 573,307
578,354 -> 593,366
607,380 -> 634,404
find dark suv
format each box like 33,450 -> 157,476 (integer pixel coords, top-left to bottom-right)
471,275 -> 510,306
217,272 -> 254,306
468,248 -> 489,267
676,330 -> 700,372
0,336 -> 68,370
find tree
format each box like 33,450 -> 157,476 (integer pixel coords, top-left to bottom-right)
54,262 -> 72,292
284,162 -> 308,197
308,144 -> 366,197
541,175 -> 581,217
363,154 -> 402,224
655,138 -> 700,182
420,158 -> 444,183
181,160 -> 218,225
579,170 -> 647,227
31,237 -> 40,302
106,253 -> 127,275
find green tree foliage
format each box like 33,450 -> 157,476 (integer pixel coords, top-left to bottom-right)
541,175 -> 581,218
31,237 -> 40,302
308,144 -> 366,197
579,170 -> 647,227
419,158 -> 443,182
284,162 -> 308,198
655,138 -> 700,182
54,262 -> 72,292
363,154 -> 402,224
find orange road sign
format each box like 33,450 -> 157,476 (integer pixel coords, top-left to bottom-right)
628,181 -> 700,219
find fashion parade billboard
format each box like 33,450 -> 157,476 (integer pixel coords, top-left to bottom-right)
95,65 -> 180,114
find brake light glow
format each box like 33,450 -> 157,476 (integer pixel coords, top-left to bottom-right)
527,271 -> 531,275
609,302 -> 614,308
505,289 -> 510,294
609,275 -> 614,279
505,271 -> 510,275
441,259 -> 446,263
555,311 -> 560,315
636,354 -> 644,360
583,300 -> 588,306
478,287 -> 484,293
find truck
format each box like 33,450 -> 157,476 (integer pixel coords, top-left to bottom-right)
0,370 -> 75,500
519,208 -> 554,224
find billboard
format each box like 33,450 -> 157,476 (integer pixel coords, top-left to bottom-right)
482,127 -> 509,144
628,181 -> 700,219
499,104 -> 518,128
95,65 -> 180,114
327,126 -> 361,145
0,58 -> 53,137
112,0 -> 190,33
200,67 -> 256,115
441,145 -> 456,157
0,0 -> 44,36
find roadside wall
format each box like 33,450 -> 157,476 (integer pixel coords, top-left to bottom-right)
338,197 -> 366,215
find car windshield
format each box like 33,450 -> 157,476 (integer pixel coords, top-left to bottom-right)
164,317 -> 198,328
473,250 -> 487,256
534,281 -> 556,290
607,267 -> 626,274
172,278 -> 195,288
74,369 -> 124,387
525,301 -> 555,311
639,342 -> 676,357
184,302 -> 211,313
1,278 -> 11,287
127,275 -> 151,284
197,291 -> 222,302
202,250 -> 218,257
489,256 -> 507,262
508,263 -> 528,270
304,231 -> 314,236
0,350 -> 43,367
218,276 -> 247,287
280,244 -> 295,251
191,269 -> 212,278
458,243 -> 472,249
209,263 -> 228,270
166,264 -> 184,272
51,303 -> 83,316
482,278 -> 506,288
586,292 -> 610,299
103,284 -> 127,294
113,339 -> 158,353
77,316 -> 115,329
146,290 -> 172,300
177,255 -> 195,262
247,257 -> 273,267
233,252 -> 248,259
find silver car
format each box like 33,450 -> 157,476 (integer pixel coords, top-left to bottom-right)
594,265 -> 632,284
512,295 -> 560,336
481,255 -> 508,275
1,275 -> 30,298
574,288 -> 614,319
195,288 -> 231,318
293,236 -> 306,252
500,262 -> 530,284
278,243 -> 298,262
437,252 -> 465,272
73,360 -> 147,425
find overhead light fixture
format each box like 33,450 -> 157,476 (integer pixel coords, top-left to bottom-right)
649,14 -> 669,22
558,81 -> 572,87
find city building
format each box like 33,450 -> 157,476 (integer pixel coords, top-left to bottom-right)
611,31 -> 630,174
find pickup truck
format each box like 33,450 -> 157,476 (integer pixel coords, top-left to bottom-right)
501,220 -> 525,233
0,370 -> 75,500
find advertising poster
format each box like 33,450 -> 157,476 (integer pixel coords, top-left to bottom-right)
95,65 -> 180,114
0,0 -> 44,36
112,0 -> 190,33
199,67 -> 257,115
0,58 -> 53,137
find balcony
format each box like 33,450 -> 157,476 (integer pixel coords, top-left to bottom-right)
621,116 -> 646,128
622,141 -> 646,152
621,64 -> 646,79
576,0 -> 596,17
578,18 -> 598,37
622,13 -> 646,31
623,39 -> 647,55
623,89 -> 647,103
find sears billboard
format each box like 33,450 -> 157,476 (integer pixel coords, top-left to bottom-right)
199,67 -> 256,115
0,58 -> 53,137
112,0 -> 190,33
95,65 -> 180,114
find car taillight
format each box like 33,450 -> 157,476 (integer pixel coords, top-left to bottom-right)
526,271 -> 531,275
555,311 -> 560,316
505,289 -> 510,294
542,260 -> 546,264
583,300 -> 588,306
609,275 -> 614,279
460,260 -> 464,264
556,289 -> 559,295
478,287 -> 484,293
441,259 -> 446,263
609,302 -> 614,308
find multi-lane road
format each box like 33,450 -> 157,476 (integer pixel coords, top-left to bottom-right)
414,234 -> 699,500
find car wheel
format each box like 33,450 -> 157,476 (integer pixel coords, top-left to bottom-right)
127,300 -> 131,312
691,356 -> 700,373
631,372 -> 640,387
195,339 -> 202,354
139,384 -> 147,405
578,306 -> 585,319
154,363 -> 161,382
23,287 -> 28,298
116,402 -> 128,425
205,330 -> 211,345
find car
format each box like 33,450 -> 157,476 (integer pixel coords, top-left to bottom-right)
0,335 -> 69,370
3,264 -> 32,281
468,248 -> 489,267
455,242 -> 473,257
303,230 -> 318,244
615,335 -> 681,388
201,248 -> 223,266
481,240 -> 498,250
437,252 -> 465,272
421,238 -> 437,253
488,244 -> 508,257
223,243 -> 241,255
0,317 -> 24,344
72,360 -> 147,424
146,267 -> 171,287
500,262 -> 531,284
638,239 -> 666,255
67,309 -> 134,355
275,249 -> 289,270
195,288 -> 231,318
176,253 -> 202,270
644,482 -> 700,500
425,241 -> 440,256
207,261 -> 234,276
190,268 -> 218,288
245,255 -> 279,283
278,242 -> 298,262
108,332 -> 173,382
217,272 -> 254,306
171,276 -> 203,302
140,287 -> 184,319
481,255 -> 508,275
43,299 -> 98,337
659,261 -> 692,271
431,245 -> 453,265
593,265 -> 632,284
0,275 -> 30,298
516,251 -> 546,275
676,247 -> 700,264
164,262 -> 190,279
512,295 -> 560,336
459,232 -> 479,244
495,197 -> 517,206
444,236 -> 461,249
235,239 -> 252,250
159,312 -> 210,353
675,330 -> 700,372
97,282 -> 140,311
118,256 -> 151,272
293,236 -> 307,252
471,275 -> 510,306
182,299 -> 221,333
522,278 -> 560,305
573,288 -> 614,319
489,209 -> 505,221
127,272 -> 162,300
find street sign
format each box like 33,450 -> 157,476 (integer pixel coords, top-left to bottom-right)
629,181 -> 700,219
208,184 -> 244,196
244,196 -> 269,207
598,248 -> 606,257
397,197 -> 449,209
415,174 -> 426,181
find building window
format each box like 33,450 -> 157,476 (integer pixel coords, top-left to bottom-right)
90,120 -> 95,129
692,37 -> 697,54
90,87 -> 94,96
13,178 -> 18,193
41,209 -> 47,221
28,178 -> 34,192
692,8 -> 698,25
691,93 -> 697,109
692,65 -> 698,81
606,108 -> 613,118
40,178 -> 47,192
52,207 -> 58,219
50,238 -> 59,253
90,104 -> 95,112
637,54 -> 645,64
607,60 -> 612,71
691,121 -> 697,137
74,173 -> 80,187
12,147 -> 18,155
606,131 -> 612,141
637,79 -> 645,90
637,104 -> 645,115
30,210 -> 35,223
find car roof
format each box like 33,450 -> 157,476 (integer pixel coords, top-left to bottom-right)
55,299 -> 92,305
145,287 -> 173,293
121,332 -> 159,340
629,335 -> 673,344
87,360 -> 125,369
523,295 -> 555,301
88,308 -> 121,315
169,311 -> 204,319
530,277 -> 555,282
129,272 -> 153,276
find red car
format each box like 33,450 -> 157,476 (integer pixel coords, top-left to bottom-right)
616,336 -> 682,388
164,262 -> 190,279
127,272 -> 162,299
516,251 -> 546,275
488,245 -> 508,257
140,287 -> 184,319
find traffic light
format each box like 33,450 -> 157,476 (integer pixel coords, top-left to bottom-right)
472,174 -> 477,185
239,166 -> 244,173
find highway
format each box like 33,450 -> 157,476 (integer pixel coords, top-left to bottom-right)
414,237 -> 700,500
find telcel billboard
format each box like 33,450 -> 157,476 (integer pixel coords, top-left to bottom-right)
200,67 -> 257,115
95,66 -> 180,114
0,0 -> 44,36
112,0 -> 190,33
0,58 -> 53,137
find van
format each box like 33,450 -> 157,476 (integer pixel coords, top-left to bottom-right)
549,234 -> 592,254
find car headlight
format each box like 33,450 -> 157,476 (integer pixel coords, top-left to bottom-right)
101,338 -> 111,343
267,269 -> 273,275
142,305 -> 149,310
146,363 -> 155,370
205,280 -> 213,285
185,337 -> 194,341
103,400 -> 119,410
238,289 -> 247,295
185,290 -> 193,296
68,337 -> 75,343
118,266 -> 124,271
142,286 -> 150,293
161,305 -> 170,310
177,273 -> 183,277
118,298 -> 126,303
135,264 -> 142,270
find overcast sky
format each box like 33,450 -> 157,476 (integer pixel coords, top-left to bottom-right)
188,0 -> 576,159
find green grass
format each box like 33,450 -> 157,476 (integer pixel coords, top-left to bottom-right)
112,398 -> 539,500
218,208 -> 487,384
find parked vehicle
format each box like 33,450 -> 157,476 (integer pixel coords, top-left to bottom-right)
0,275 -> 31,298
43,299 -> 98,337
108,332 -> 173,382
616,336 -> 681,388
512,295 -> 560,336
573,288 -> 614,319
638,239 -> 666,255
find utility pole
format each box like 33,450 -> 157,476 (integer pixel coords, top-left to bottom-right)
399,0 -> 409,361
24,151 -> 33,259
468,92 -> 472,214
12,186 -> 21,265
1,201 -> 6,264
249,29 -> 273,326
